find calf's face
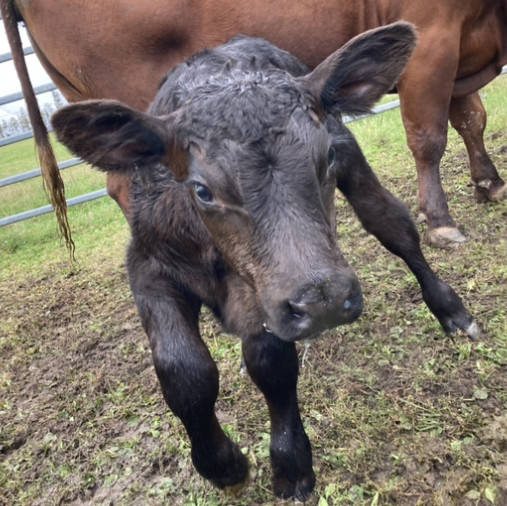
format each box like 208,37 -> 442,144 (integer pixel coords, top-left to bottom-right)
52,23 -> 416,342
181,98 -> 363,341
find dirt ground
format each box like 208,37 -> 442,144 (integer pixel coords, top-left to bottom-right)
1,133 -> 506,505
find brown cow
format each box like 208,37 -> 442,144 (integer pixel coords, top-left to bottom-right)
1,0 -> 506,250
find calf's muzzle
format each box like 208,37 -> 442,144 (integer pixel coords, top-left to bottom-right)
265,269 -> 363,342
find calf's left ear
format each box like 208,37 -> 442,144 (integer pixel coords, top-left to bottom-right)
301,22 -> 417,115
51,100 -> 185,176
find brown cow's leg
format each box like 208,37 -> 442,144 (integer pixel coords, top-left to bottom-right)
128,256 -> 248,491
336,138 -> 478,339
403,114 -> 468,248
449,92 -> 506,203
402,111 -> 461,246
106,173 -> 134,224
397,53 -> 467,248
242,331 -> 315,501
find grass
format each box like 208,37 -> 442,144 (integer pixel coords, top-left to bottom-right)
0,75 -> 506,505
0,134 -> 129,274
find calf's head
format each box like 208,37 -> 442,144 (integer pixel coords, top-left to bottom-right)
52,23 -> 416,342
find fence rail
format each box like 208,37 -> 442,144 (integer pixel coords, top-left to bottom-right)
0,82 -> 57,107
1,157 -> 82,186
0,46 -> 34,63
0,41 -> 109,227
1,36 -> 506,228
0,189 -> 108,228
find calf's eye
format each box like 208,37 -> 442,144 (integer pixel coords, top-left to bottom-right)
327,147 -> 336,168
193,183 -> 213,204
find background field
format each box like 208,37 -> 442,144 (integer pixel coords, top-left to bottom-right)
0,76 -> 506,505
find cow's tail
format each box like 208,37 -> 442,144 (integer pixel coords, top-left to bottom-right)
1,1 -> 75,260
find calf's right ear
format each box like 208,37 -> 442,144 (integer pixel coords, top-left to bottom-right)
301,22 -> 418,116
51,100 -> 186,177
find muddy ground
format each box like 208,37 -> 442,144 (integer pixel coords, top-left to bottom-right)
1,133 -> 506,505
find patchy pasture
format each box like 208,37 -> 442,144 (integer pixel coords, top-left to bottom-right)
0,77 -> 506,505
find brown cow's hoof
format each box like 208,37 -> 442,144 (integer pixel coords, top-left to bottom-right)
491,182 -> 507,201
416,212 -> 427,224
474,179 -> 506,203
426,227 -> 466,248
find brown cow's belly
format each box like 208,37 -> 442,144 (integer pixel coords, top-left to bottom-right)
453,62 -> 504,97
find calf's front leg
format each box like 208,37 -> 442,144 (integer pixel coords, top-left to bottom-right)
336,138 -> 478,339
129,257 -> 248,490
242,330 -> 315,501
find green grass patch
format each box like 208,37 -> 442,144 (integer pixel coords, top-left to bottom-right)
0,133 -> 129,274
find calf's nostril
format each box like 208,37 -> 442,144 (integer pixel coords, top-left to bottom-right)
288,300 -> 307,320
343,290 -> 363,320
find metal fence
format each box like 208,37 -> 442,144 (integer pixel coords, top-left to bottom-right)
0,45 -> 108,228
1,39 -> 505,228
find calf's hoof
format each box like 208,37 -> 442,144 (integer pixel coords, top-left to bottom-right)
438,307 -> 479,341
193,442 -> 249,492
273,473 -> 316,502
426,226 -> 466,248
463,320 -> 480,341
474,179 -> 506,203
224,473 -> 249,498
423,280 -> 480,341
